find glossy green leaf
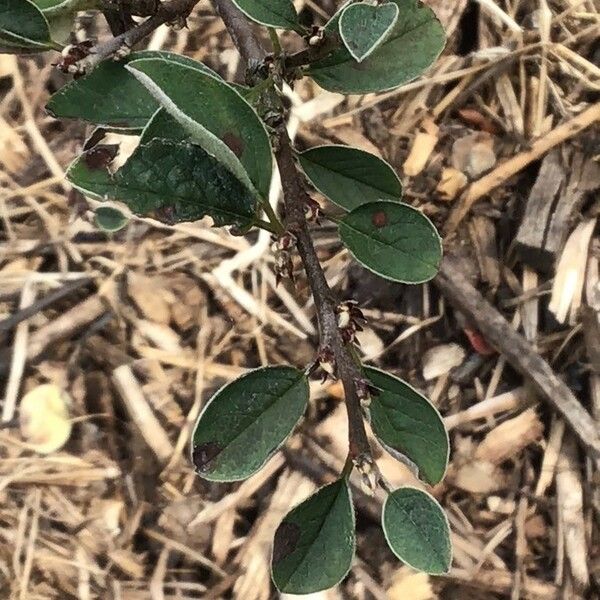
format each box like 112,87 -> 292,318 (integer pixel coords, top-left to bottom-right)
339,1 -> 399,63
382,487 -> 451,574
366,367 -> 448,485
191,366 -> 308,481
309,0 -> 445,94
230,0 -> 299,30
338,201 -> 442,283
0,0 -> 52,51
94,206 -> 129,232
67,139 -> 257,227
127,56 -> 272,199
272,479 -> 355,594
46,51 -> 216,130
298,145 -> 402,211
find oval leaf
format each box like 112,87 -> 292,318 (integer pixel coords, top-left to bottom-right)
299,145 -> 402,211
126,56 -> 272,199
272,479 -> 355,594
382,487 -> 451,574
366,367 -> 448,485
339,201 -> 442,283
230,0 -> 299,30
67,140 -> 257,227
191,366 -> 308,481
46,51 -> 216,130
339,1 -> 399,63
0,0 -> 51,51
309,0 -> 445,94
94,206 -> 129,232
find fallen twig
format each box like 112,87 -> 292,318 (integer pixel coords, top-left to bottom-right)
436,256 -> 600,459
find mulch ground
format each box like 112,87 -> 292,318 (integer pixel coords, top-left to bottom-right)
1,0 -> 599,598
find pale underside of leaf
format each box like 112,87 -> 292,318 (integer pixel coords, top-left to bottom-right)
46,51 -> 216,130
126,56 -> 272,199
309,0 -> 445,94
339,1 -> 399,63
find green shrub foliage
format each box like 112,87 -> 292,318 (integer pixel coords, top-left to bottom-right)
6,0 -> 451,591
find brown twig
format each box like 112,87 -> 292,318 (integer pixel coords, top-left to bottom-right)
436,256 -> 600,460
210,0 -> 372,464
80,0 -> 201,70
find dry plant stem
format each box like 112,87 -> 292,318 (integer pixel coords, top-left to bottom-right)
210,0 -> 372,462
436,256 -> 600,461
82,0 -> 201,69
275,127 -> 371,460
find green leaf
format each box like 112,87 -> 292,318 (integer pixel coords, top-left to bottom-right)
94,206 -> 129,232
140,108 -> 190,144
230,0 -> 299,30
191,366 -> 308,481
366,367 -> 448,485
272,479 -> 355,594
338,201 -> 442,283
382,487 -> 451,574
67,139 -> 257,227
0,0 -> 52,51
298,145 -> 402,211
127,55 -> 273,199
308,0 -> 445,94
339,1 -> 399,63
46,51 -> 216,131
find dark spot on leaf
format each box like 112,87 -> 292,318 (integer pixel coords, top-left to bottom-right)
83,145 -> 119,170
272,521 -> 301,564
222,132 -> 244,158
83,127 -> 108,151
371,210 -> 387,228
192,441 -> 223,472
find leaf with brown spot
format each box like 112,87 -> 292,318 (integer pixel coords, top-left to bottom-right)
271,479 -> 355,594
371,210 -> 387,228
272,521 -> 301,564
221,132 -> 245,158
126,56 -> 272,198
339,201 -> 442,283
190,366 -> 308,481
83,145 -> 119,170
192,441 -> 223,473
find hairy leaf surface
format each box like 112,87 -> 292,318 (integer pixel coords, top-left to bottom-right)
127,56 -> 272,198
309,0 -> 444,94
339,1 -> 399,62
382,487 -> 452,574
